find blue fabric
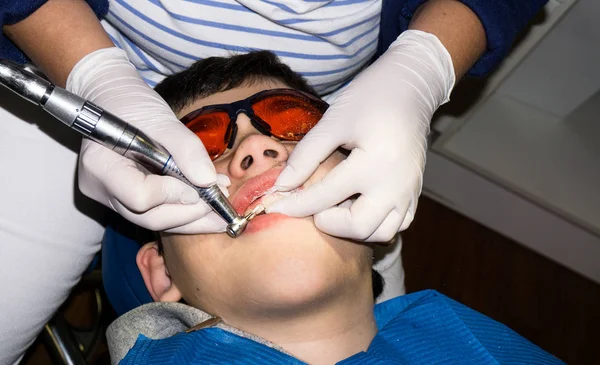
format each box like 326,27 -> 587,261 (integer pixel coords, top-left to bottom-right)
120,290 -> 564,364
0,0 -> 109,64
102,226 -> 153,316
378,0 -> 548,76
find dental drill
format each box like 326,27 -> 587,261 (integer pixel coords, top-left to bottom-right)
0,59 -> 254,238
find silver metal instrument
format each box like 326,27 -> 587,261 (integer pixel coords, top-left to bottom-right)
0,59 -> 249,237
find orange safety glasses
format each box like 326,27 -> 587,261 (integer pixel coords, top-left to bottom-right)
180,88 -> 329,160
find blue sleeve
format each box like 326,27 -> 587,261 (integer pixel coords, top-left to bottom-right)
377,0 -> 548,77
0,0 -> 109,64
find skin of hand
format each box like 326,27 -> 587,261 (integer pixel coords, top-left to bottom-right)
268,0 -> 486,241
5,0 -> 226,233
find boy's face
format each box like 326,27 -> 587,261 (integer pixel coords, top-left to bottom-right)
139,80 -> 373,317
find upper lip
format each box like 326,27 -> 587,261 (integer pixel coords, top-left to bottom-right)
230,166 -> 284,214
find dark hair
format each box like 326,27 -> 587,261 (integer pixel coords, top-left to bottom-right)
156,239 -> 384,300
371,269 -> 384,300
154,51 -> 317,114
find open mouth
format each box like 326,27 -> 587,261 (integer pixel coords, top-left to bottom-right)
230,166 -> 301,217
229,166 -> 304,234
230,167 -> 285,215
244,186 -> 276,215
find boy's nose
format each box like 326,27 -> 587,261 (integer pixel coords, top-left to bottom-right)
228,133 -> 289,178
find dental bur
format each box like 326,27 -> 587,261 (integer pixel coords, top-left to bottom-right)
243,204 -> 266,221
0,59 -> 254,238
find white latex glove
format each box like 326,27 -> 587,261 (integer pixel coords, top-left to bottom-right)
268,30 -> 455,241
67,47 -> 227,233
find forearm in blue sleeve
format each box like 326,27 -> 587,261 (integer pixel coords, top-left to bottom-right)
0,0 -> 109,63
378,0 -> 548,77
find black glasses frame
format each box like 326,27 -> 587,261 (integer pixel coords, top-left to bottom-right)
180,88 -> 329,150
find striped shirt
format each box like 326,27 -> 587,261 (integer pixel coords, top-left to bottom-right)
101,0 -> 382,96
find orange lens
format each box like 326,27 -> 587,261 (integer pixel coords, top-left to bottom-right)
252,95 -> 326,141
184,111 -> 230,160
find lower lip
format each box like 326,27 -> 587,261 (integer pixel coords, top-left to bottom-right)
244,213 -> 291,234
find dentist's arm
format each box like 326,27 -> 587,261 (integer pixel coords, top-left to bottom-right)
268,0 -> 485,241
408,0 -> 486,78
3,0 -> 113,87
4,0 -> 225,233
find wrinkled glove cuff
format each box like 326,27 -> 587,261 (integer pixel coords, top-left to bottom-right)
390,29 -> 456,105
66,47 -> 132,94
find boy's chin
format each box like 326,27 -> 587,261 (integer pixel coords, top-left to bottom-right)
226,231 -> 361,314
235,258 -> 351,316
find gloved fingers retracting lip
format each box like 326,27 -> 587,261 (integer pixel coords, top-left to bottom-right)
313,189 -> 398,241
274,117 -> 344,191
262,30 -> 455,240
268,154 -> 359,217
360,209 -> 406,243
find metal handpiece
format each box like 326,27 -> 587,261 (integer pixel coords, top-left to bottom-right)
0,59 -> 250,238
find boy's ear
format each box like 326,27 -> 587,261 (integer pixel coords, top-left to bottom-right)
136,242 -> 182,302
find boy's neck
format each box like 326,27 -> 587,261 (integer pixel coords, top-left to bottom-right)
221,277 -> 377,365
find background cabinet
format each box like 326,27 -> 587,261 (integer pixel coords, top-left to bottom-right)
424,0 -> 600,283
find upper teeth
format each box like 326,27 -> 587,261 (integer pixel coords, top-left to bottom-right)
250,187 -> 297,205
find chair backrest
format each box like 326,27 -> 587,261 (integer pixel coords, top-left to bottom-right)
102,226 -> 153,316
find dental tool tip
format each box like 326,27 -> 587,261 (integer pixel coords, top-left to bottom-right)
244,204 -> 266,221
